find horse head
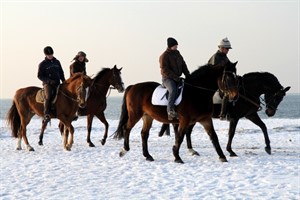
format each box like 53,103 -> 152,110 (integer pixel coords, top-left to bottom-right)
265,86 -> 290,116
110,65 -> 125,93
67,73 -> 92,108
217,61 -> 239,101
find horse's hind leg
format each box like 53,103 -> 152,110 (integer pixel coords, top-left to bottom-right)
227,119 -> 239,157
172,125 -> 187,163
20,125 -> 34,151
141,115 -> 154,161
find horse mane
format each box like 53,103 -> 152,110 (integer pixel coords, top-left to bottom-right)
65,72 -> 83,84
243,72 -> 283,89
92,68 -> 110,85
187,64 -> 213,81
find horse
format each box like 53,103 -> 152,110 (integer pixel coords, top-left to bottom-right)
159,72 -> 290,156
6,73 -> 92,151
51,65 -> 125,147
113,62 -> 239,163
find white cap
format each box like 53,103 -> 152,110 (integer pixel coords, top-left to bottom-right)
218,37 -> 232,49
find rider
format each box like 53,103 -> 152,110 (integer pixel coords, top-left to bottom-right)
208,37 -> 233,120
159,37 -> 190,120
38,46 -> 65,123
70,51 -> 89,77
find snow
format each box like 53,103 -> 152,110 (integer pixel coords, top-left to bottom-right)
0,118 -> 299,200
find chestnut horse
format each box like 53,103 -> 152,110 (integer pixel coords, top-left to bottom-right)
6,73 -> 92,151
113,62 -> 239,163
159,72 -> 290,156
52,65 -> 125,147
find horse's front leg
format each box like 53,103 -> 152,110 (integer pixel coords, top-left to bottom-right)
185,124 -> 199,156
172,125 -> 187,164
96,112 -> 109,146
227,119 -> 239,157
65,124 -> 74,151
200,118 -> 227,162
246,113 -> 271,154
38,120 -> 48,146
86,114 -> 95,147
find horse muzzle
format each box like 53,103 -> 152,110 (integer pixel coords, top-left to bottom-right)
265,108 -> 276,117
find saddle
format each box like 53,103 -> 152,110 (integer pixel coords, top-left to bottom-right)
36,86 -> 60,104
151,81 -> 184,106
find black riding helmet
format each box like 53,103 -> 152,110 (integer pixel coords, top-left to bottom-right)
44,46 -> 54,55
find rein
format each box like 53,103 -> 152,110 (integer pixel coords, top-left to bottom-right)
59,89 -> 78,102
92,82 -> 116,98
184,82 -> 217,92
239,94 -> 262,110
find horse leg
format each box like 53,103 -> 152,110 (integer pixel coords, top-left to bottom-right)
246,113 -> 271,154
119,117 -> 139,157
20,125 -> 34,151
185,124 -> 199,156
67,124 -> 75,150
58,121 -> 64,136
38,120 -> 48,146
96,112 -> 109,146
200,119 -> 227,162
172,125 -> 187,164
158,123 -> 170,137
226,119 -> 239,157
86,115 -> 95,147
62,125 -> 71,151
141,115 -> 154,161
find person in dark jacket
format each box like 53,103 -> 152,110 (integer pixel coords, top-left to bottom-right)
38,46 -> 65,122
69,51 -> 88,77
208,37 -> 233,120
160,37 -> 190,120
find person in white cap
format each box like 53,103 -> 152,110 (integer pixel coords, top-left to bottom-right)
208,37 -> 233,120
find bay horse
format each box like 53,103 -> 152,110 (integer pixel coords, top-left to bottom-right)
159,72 -> 290,156
53,65 -> 125,147
6,73 -> 92,151
113,62 -> 239,163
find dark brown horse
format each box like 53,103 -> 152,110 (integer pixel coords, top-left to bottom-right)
113,62 -> 239,163
6,73 -> 92,151
159,72 -> 290,156
49,65 -> 125,147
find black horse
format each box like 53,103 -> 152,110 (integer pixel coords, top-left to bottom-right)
159,72 -> 290,156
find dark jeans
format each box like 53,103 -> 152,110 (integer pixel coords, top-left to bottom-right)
43,84 -> 56,116
162,78 -> 178,113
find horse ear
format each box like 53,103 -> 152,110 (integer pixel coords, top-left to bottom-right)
283,86 -> 291,92
113,65 -> 117,69
119,67 -> 123,71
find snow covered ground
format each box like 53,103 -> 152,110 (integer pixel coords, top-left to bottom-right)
0,118 -> 299,200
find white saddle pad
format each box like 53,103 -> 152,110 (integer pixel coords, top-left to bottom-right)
151,84 -> 184,106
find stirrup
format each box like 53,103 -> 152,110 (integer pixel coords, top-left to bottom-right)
43,114 -> 51,123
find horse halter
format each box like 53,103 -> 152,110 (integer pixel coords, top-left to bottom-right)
110,69 -> 125,93
220,70 -> 239,100
264,87 -> 286,111
76,82 -> 89,103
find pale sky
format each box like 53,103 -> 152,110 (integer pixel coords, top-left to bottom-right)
1,0 -> 299,99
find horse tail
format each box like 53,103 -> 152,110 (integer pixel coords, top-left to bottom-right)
113,85 -> 132,139
6,101 -> 21,138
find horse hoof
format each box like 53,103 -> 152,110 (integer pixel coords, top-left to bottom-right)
29,148 -> 35,151
88,142 -> 95,147
146,157 -> 154,161
219,157 -> 228,162
119,148 -> 127,157
38,141 -> 43,146
16,147 -> 22,151
101,139 -> 106,146
188,149 -> 200,156
174,158 -> 184,164
230,154 -> 238,157
65,146 -> 71,151
265,147 -> 271,155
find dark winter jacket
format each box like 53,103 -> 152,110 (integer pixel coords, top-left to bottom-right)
70,61 -> 86,77
208,50 -> 230,68
159,48 -> 190,82
37,57 -> 65,86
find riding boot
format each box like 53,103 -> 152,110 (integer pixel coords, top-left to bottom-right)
219,96 -> 228,120
43,99 -> 51,123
